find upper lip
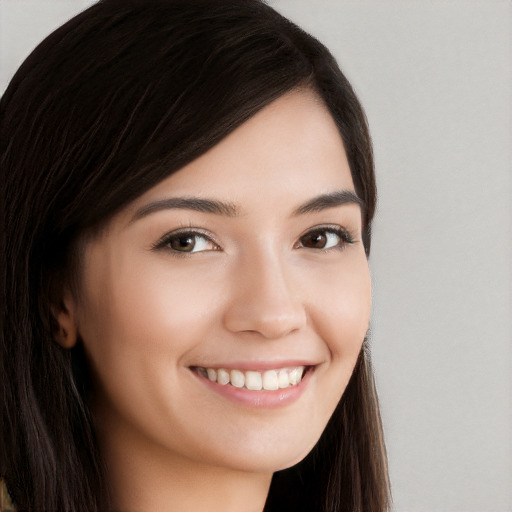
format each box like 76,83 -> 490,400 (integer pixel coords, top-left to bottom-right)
189,360 -> 320,371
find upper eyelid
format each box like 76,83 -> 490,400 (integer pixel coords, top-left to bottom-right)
301,223 -> 342,232
299,223 -> 356,238
152,227 -> 220,250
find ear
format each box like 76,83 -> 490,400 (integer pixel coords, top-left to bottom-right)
51,289 -> 79,349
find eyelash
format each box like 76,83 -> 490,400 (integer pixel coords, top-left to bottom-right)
153,225 -> 356,257
295,225 -> 355,251
152,228 -> 220,257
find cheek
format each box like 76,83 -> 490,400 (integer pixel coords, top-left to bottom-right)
79,253 -> 220,353
75,255 -> 227,450
76,252 -> 233,409
308,252 -> 371,359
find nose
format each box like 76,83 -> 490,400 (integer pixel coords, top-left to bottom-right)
223,250 -> 307,339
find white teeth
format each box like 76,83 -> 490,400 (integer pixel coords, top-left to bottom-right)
196,366 -> 307,390
230,369 -> 245,388
217,369 -> 230,386
278,369 -> 290,389
289,367 -> 304,386
262,370 -> 279,390
245,371 -> 263,390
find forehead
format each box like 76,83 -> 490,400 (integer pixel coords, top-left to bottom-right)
127,89 -> 354,218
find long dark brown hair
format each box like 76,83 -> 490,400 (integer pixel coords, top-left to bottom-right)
0,1 -> 391,510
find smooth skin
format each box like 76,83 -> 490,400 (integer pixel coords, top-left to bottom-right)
56,89 -> 371,511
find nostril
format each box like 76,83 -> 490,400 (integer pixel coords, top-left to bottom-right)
225,308 -> 306,339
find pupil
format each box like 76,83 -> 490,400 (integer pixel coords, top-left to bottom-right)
309,232 -> 326,248
172,236 -> 195,251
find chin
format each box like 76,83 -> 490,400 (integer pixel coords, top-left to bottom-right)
198,426 -> 324,475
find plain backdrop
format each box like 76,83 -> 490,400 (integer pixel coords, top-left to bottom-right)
1,1 -> 511,511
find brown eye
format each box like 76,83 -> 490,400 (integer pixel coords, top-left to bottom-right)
298,228 -> 353,250
301,231 -> 329,249
155,231 -> 218,254
169,235 -> 197,252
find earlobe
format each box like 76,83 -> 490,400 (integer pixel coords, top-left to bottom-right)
52,292 -> 79,349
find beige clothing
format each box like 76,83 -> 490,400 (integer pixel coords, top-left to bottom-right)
0,479 -> 16,512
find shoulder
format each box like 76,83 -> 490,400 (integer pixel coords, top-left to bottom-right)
0,478 -> 17,512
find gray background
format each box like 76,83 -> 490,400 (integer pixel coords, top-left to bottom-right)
1,1 -> 510,510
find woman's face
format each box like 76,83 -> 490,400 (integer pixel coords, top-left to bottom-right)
70,89 -> 371,474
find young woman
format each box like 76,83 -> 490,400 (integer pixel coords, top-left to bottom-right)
0,1 -> 391,510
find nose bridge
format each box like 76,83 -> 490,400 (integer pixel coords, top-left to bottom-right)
223,244 -> 307,339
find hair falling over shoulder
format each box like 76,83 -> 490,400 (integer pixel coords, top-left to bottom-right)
0,1 -> 391,510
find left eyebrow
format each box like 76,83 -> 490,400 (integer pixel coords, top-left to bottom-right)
292,190 -> 364,216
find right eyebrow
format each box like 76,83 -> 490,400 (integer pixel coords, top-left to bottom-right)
130,196 -> 240,223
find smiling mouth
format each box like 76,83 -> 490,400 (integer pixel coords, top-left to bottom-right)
190,366 -> 310,391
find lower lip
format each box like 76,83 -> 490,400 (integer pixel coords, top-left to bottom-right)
190,368 -> 313,409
